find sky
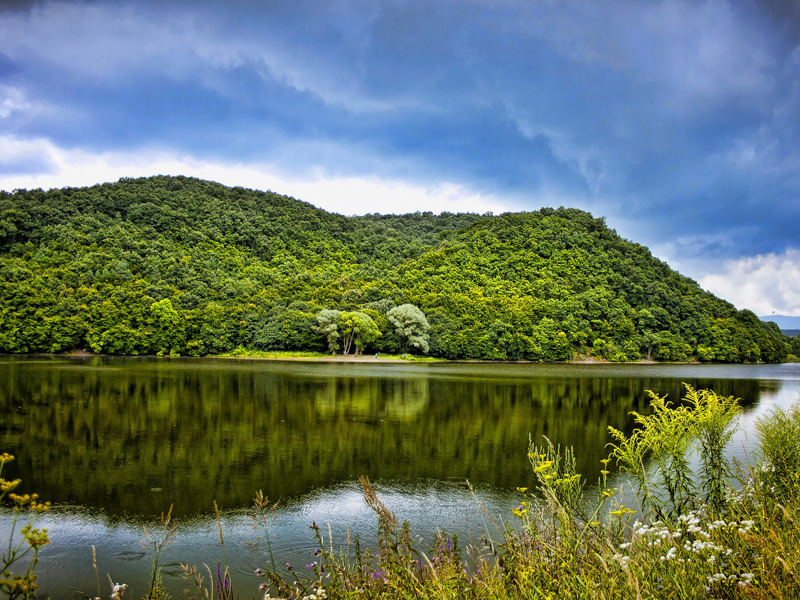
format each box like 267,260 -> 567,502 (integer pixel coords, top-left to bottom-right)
1,0 -> 799,318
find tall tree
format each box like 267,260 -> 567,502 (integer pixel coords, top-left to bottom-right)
339,311 -> 380,355
387,304 -> 430,354
316,309 -> 341,355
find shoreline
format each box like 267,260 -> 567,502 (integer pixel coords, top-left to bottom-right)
13,350 -> 792,365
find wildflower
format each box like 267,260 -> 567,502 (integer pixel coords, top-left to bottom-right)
738,573 -> 755,588
707,573 -> 726,584
20,525 -> 50,549
30,500 -> 51,512
660,547 -> 677,561
0,478 -> 21,492
610,506 -> 635,517
512,501 -> 530,517
612,553 -> 631,568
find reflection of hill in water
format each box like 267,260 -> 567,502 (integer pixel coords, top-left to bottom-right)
0,357 -> 763,516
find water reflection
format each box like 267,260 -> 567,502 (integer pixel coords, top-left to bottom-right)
0,357 -> 799,597
0,358 -> 782,516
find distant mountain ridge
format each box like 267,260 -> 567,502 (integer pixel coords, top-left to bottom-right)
760,315 -> 800,329
0,175 -> 789,362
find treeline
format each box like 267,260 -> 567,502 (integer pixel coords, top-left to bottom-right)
0,175 -> 790,362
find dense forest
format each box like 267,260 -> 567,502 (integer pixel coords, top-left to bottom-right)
0,175 -> 792,362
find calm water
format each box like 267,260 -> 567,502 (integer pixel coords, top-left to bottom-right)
1,356 -> 799,598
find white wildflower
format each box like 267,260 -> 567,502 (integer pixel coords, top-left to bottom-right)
110,583 -> 127,600
613,553 -> 631,568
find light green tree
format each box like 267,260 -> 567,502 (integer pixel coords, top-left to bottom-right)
316,309 -> 341,355
150,298 -> 184,355
387,304 -> 430,354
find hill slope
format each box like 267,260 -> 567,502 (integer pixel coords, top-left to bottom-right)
0,176 -> 788,362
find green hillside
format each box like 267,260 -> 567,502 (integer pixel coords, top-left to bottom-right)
0,175 -> 788,362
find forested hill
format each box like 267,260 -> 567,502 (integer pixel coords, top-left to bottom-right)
0,175 -> 789,362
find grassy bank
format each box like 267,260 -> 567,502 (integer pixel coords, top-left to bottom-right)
217,347 -> 445,362
3,387 -> 800,599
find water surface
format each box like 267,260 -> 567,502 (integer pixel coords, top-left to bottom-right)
1,357 -> 798,598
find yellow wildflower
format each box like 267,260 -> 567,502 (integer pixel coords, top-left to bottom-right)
0,478 -> 21,492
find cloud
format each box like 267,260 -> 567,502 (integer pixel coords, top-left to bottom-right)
640,0 -> 776,109
0,135 -> 512,216
700,249 -> 800,316
0,136 -> 59,175
0,86 -> 30,119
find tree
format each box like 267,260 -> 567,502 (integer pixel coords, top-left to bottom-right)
387,304 -> 430,354
0,177 -> 789,363
791,335 -> 800,358
641,331 -> 662,360
339,311 -> 380,355
150,298 -> 185,355
316,309 -> 341,355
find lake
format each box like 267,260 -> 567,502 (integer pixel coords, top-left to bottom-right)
1,356 -> 799,598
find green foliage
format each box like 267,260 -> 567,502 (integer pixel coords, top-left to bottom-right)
790,335 -> 800,357
0,452 -> 51,600
754,402 -> 800,502
339,311 -> 381,355
688,385 -> 741,510
0,176 -> 788,362
316,309 -> 342,354
386,304 -> 430,354
608,385 -> 740,517
525,438 -> 588,535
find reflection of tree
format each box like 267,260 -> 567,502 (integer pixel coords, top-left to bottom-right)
0,358 -> 761,517
310,377 -> 430,421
